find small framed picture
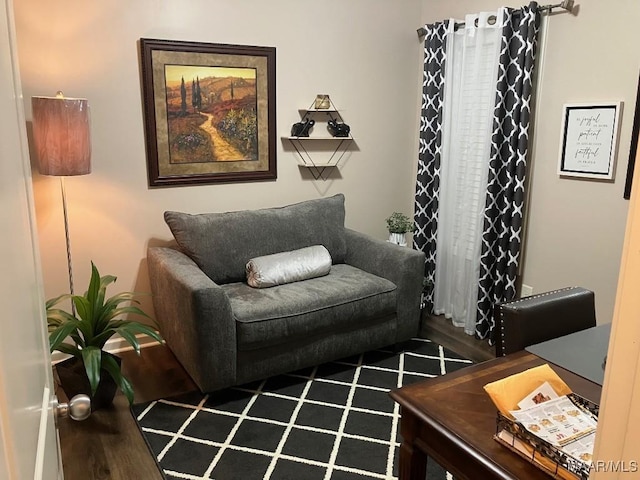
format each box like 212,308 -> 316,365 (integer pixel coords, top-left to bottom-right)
558,102 -> 622,180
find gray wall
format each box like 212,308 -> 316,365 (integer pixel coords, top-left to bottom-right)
14,0 -> 423,321
16,0 -> 635,329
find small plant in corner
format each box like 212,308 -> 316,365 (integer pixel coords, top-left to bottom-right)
46,262 -> 163,406
385,212 -> 415,234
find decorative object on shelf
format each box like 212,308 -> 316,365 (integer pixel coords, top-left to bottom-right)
47,262 -> 163,409
314,94 -> 331,109
558,101 -> 622,180
139,38 -> 277,187
31,92 -> 91,314
291,119 -> 315,137
386,212 -> 415,247
283,96 -> 353,180
327,119 -> 351,137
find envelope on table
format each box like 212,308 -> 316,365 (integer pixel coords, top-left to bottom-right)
483,364 -> 572,417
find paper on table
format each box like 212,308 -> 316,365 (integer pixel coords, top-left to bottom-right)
509,395 -> 597,449
517,381 -> 560,410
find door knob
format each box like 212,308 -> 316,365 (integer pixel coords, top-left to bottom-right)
54,394 -> 91,421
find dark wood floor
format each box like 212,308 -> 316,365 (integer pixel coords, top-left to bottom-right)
56,313 -> 494,479
419,313 -> 496,363
55,345 -> 196,480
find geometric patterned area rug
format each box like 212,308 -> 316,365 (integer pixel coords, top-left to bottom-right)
132,338 -> 473,480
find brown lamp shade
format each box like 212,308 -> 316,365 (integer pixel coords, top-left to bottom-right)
32,95 -> 91,176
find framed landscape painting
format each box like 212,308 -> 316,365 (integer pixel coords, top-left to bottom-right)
139,39 -> 276,187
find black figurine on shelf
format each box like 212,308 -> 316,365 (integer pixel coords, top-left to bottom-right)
327,120 -> 350,137
291,119 -> 315,137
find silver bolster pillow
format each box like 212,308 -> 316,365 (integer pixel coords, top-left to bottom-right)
246,245 -> 332,288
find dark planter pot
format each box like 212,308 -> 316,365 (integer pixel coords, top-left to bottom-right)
55,353 -> 121,410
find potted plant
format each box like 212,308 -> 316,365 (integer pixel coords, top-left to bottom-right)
47,262 -> 163,409
385,212 -> 415,246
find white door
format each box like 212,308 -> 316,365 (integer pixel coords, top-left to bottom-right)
0,0 -> 63,478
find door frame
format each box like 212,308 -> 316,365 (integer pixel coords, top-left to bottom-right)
0,0 -> 62,478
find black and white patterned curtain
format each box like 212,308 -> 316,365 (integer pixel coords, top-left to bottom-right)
413,21 -> 450,312
476,3 -> 541,339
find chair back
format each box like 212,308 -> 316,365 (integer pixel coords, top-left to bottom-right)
495,286 -> 597,356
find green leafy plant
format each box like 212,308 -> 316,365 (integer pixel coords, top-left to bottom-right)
385,212 -> 416,234
46,262 -> 163,404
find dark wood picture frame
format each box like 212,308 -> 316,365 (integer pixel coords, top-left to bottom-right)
624,72 -> 640,199
139,38 -> 276,187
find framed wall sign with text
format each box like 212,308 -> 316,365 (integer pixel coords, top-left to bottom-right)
558,102 -> 622,180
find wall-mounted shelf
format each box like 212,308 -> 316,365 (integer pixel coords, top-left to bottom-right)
283,98 -> 353,180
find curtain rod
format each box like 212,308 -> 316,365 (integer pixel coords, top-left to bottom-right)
416,0 -> 574,37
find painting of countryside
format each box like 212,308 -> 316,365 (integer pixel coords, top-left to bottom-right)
164,65 -> 258,164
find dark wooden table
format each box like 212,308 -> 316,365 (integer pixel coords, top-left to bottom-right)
389,351 -> 602,480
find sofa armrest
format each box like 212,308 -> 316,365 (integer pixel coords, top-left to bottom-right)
344,228 -> 425,341
147,246 -> 236,391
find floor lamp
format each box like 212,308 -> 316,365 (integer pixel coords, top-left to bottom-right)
32,92 -> 91,310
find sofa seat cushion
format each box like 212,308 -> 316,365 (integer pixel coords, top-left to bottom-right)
221,264 -> 397,352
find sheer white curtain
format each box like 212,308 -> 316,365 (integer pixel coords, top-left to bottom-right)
432,11 -> 504,335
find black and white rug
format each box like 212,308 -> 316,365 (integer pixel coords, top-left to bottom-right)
132,338 -> 472,480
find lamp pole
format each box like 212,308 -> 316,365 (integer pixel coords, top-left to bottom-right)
59,177 -> 76,313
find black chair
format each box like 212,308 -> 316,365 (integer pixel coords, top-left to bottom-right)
495,286 -> 597,357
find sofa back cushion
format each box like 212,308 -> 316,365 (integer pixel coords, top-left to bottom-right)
164,194 -> 347,284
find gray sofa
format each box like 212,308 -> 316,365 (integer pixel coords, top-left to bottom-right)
147,194 -> 425,393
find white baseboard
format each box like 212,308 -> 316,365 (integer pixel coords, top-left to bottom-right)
50,333 -> 160,364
